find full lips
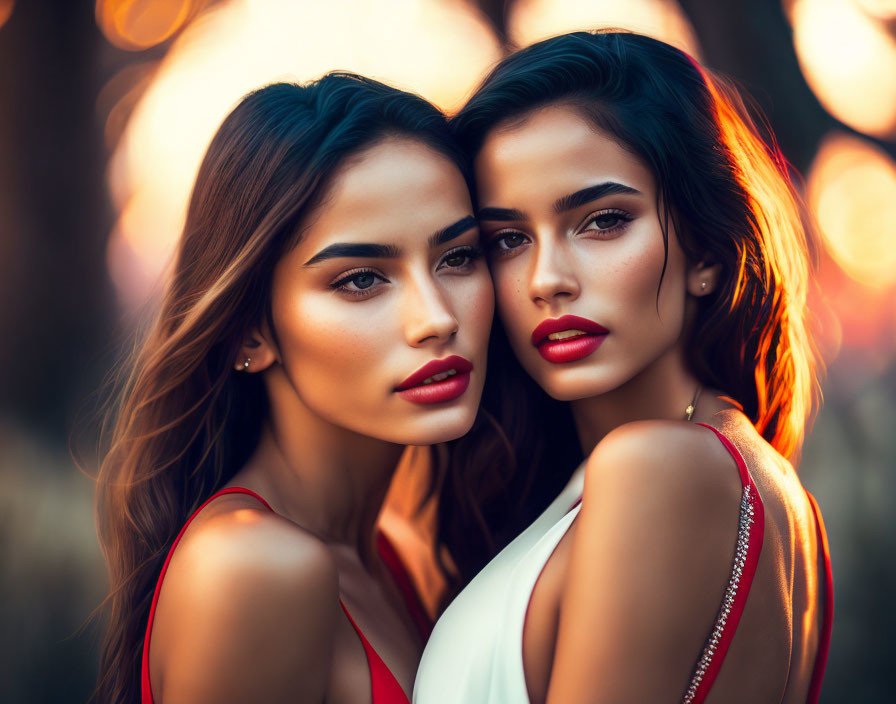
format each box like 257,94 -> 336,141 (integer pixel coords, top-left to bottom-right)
531,314 -> 609,364
537,335 -> 606,363
396,355 -> 473,405
396,372 -> 471,404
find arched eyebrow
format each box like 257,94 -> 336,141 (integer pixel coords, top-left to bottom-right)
477,207 -> 527,222
477,182 -> 641,223
553,182 -> 641,213
303,215 -> 477,266
428,215 -> 477,247
303,242 -> 401,265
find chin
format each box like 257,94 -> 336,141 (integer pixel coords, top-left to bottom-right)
532,366 -> 627,402
405,406 -> 479,445
360,405 -> 476,446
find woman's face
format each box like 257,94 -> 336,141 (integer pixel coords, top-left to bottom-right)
475,104 -> 691,402
267,137 -> 493,446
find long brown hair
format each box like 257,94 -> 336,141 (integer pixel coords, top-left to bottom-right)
436,31 -> 822,586
94,74 -> 471,703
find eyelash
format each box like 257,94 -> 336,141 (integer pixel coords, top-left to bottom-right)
488,208 -> 633,256
582,208 -> 633,234
329,245 -> 483,298
437,244 -> 483,271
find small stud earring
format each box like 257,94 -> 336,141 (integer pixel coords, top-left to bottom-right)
242,358 -> 251,371
700,281 -> 707,291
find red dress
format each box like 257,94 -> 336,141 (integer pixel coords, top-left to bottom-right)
140,487 -> 429,704
685,424 -> 834,704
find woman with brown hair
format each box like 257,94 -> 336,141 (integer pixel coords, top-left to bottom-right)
95,74 -> 493,703
417,31 -> 831,704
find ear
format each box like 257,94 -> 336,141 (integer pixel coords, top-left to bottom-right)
233,320 -> 279,373
687,258 -> 723,297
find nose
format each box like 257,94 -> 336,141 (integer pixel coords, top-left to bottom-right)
528,237 -> 580,306
402,273 -> 459,347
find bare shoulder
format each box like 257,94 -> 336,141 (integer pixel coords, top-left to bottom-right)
154,498 -> 339,703
547,421 -> 749,700
172,499 -> 338,605
583,419 -> 744,516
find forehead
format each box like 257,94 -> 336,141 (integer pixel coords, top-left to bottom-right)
474,104 -> 655,206
295,137 -> 471,254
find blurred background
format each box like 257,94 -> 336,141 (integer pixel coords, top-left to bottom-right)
1,0 -> 893,701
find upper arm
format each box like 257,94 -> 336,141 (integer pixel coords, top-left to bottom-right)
546,422 -> 744,704
157,515 -> 339,704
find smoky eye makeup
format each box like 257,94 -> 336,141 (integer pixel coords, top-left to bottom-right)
483,209 -> 634,259
579,208 -> 634,237
326,242 -> 484,299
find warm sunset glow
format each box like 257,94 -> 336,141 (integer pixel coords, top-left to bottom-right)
813,253 -> 896,366
789,0 -> 896,139
695,64 -> 818,458
105,0 -> 501,309
808,132 -> 896,290
508,0 -> 701,56
0,0 -> 14,30
857,0 -> 896,21
96,0 -> 203,51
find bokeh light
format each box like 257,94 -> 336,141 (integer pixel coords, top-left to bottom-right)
807,131 -> 896,370
0,0 -> 14,30
857,0 -> 896,22
808,132 -> 896,290
508,0 -> 700,56
104,0 -> 501,309
95,0 -> 206,51
789,0 -> 896,139
96,61 -> 159,150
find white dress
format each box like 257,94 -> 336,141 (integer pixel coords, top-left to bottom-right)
413,464 -> 586,704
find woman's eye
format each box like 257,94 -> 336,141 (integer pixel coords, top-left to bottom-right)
331,270 -> 386,296
444,252 -> 468,267
438,245 -> 482,270
584,210 -> 632,233
349,272 -> 377,289
492,232 -> 529,252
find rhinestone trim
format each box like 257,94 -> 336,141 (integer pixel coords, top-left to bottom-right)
681,485 -> 755,704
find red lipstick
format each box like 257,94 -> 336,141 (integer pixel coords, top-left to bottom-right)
531,315 -> 608,364
396,355 -> 473,404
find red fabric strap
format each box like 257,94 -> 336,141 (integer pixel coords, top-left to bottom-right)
140,487 -> 420,704
140,487 -> 273,704
339,601 -> 410,703
689,424 -> 766,704
805,490 -> 833,704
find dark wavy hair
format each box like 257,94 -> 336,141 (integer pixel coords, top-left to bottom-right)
434,30 -> 821,587
95,73 -> 471,703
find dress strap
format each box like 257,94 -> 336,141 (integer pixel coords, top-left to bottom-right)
682,424 -> 765,704
141,487 -> 274,704
339,601 -> 410,704
805,491 -> 833,704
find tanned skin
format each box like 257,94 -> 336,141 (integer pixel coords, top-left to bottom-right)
146,137 -> 494,704
476,105 -> 825,704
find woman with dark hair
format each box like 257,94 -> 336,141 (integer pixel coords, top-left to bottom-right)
416,31 -> 831,703
95,74 -> 493,703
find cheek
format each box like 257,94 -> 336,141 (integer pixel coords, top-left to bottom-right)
458,270 -> 495,338
491,259 -> 530,339
277,289 -> 390,395
608,231 -> 687,338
